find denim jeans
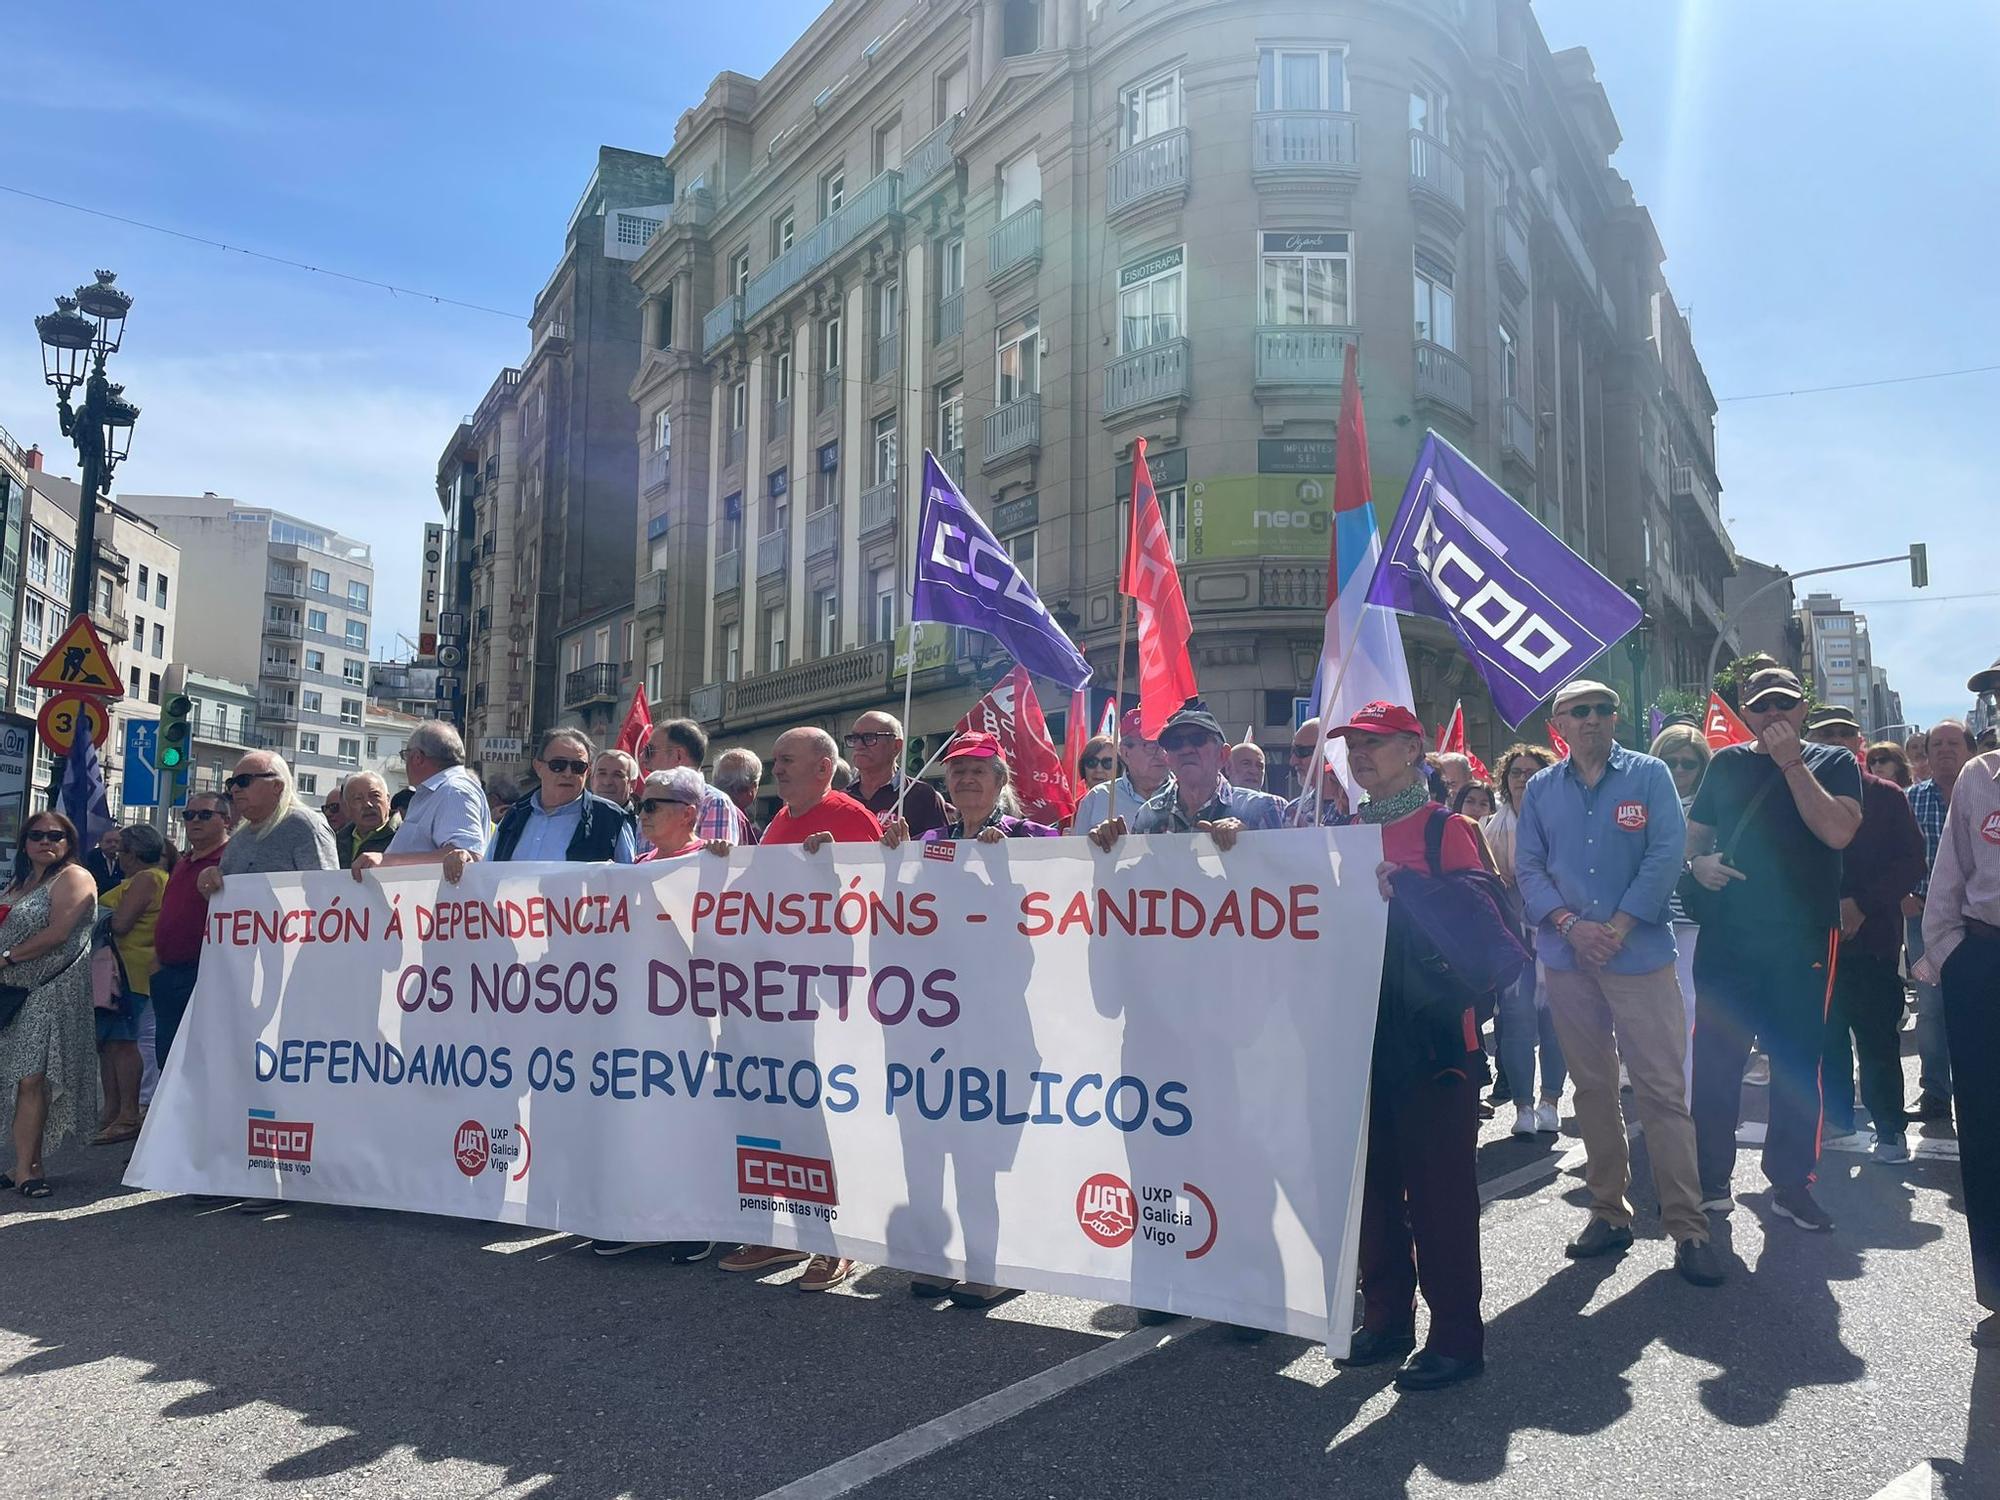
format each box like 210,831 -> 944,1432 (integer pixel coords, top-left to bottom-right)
1498,962 -> 1566,1103
1907,914 -> 1952,1100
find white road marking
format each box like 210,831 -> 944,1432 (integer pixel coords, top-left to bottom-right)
1735,1122 -> 1959,1162
481,1230 -> 576,1255
0,1187 -> 176,1229
1867,1461 -> 1934,1498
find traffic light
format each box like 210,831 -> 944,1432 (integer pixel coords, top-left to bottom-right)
160,691 -> 194,799
1910,542 -> 1929,589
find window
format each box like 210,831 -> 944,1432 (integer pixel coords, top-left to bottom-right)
345,620 -> 367,649
298,773 -> 318,795
653,407 -> 673,453
302,689 -> 324,713
997,313 -> 1040,403
152,623 -> 165,658
1121,70 -> 1182,146
720,492 -> 743,555
128,666 -> 141,697
147,672 -> 161,704
1120,485 -> 1188,562
568,640 -> 584,672
815,587 -> 839,659
765,469 -> 790,535
872,414 -> 899,486
624,620 -> 636,665
1498,321 -> 1520,400
340,697 -> 363,726
138,564 -> 149,593
1001,0 -> 1040,57
343,659 -> 366,686
1258,231 -> 1351,325
871,566 -> 896,644
730,249 -> 751,298
52,542 -> 72,598
645,635 -> 664,702
722,621 -> 742,681
309,568 -> 332,594
772,209 -> 796,258
27,532 -> 47,586
366,735 -> 379,758
938,62 -> 969,122
877,279 -> 901,340
1414,251 -> 1456,349
874,117 -> 902,174
307,608 -> 328,633
731,380 -> 748,431
1259,47 -> 1346,110
156,572 -> 168,607
764,605 -> 786,671
96,575 -> 115,614
1005,528 -> 1039,589
822,314 -> 843,374
937,382 -> 965,456
1118,246 -> 1184,354
819,168 -> 846,220
20,597 -> 42,651
306,649 -> 327,673
347,581 -> 369,610
814,442 -> 839,512
774,346 -> 793,406
999,150 -> 1041,216
941,237 -> 965,299
338,738 -> 361,767
1410,80 -> 1450,142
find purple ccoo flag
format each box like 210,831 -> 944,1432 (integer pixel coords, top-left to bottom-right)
1367,432 -> 1641,727
911,449 -> 1092,692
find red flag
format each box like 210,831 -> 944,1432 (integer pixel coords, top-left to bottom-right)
956,666 -> 1075,826
1062,688 -> 1088,802
614,683 -> 653,757
1546,720 -> 1570,758
1704,692 -> 1754,749
1119,436 -> 1197,737
1438,701 -> 1491,781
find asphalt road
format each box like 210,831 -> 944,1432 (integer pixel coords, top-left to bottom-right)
2,1060 -> 1992,1500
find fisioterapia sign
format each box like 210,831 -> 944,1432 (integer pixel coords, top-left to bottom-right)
130,834 -> 1386,1344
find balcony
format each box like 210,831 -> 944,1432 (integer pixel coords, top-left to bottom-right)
727,640 -> 894,721
860,479 -> 899,536
1103,337 -> 1191,419
1414,341 -> 1473,419
988,202 -> 1042,289
874,332 -> 899,379
940,447 -> 966,491
1251,112 -> 1359,185
715,550 -> 742,594
814,367 -> 842,413
1688,574 -> 1728,632
638,568 -> 670,612
1408,131 -> 1465,223
1672,463 -> 1732,558
257,699 -> 300,725
1547,193 -> 1617,334
1260,566 -> 1327,610
1642,436 -> 1669,497
757,529 -> 789,579
642,446 -> 671,493
724,425 -> 746,470
91,609 -> 130,644
1650,564 -> 1694,622
266,573 -> 305,599
702,294 -> 744,356
806,506 -> 841,560
1253,325 -> 1358,391
564,663 -> 621,708
1496,211 -> 1530,302
480,530 -> 496,559
902,113 -> 962,196
690,682 -> 725,724
1107,128 -> 1190,221
983,396 -> 1041,466
1500,399 -> 1536,469
267,619 -> 303,641
935,289 -> 964,343
742,169 -> 904,324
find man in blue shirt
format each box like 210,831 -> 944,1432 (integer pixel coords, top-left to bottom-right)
1119,701 -> 1287,839
483,727 -> 637,870
1516,680 -> 1720,1286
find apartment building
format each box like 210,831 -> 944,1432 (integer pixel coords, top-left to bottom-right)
616,0 -> 1738,771
124,493 -> 375,801
185,669 -> 257,795
1798,591 -> 1879,733
1723,556 -> 1805,677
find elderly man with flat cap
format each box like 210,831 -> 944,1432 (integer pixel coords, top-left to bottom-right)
1094,700 -> 1286,849
1684,666 -> 1862,1233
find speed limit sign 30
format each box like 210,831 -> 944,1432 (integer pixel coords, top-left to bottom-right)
37,694 -> 111,756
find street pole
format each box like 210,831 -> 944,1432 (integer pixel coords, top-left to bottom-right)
1704,549 -> 1928,693
1624,582 -> 1650,750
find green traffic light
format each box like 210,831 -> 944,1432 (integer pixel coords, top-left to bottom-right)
160,745 -> 184,768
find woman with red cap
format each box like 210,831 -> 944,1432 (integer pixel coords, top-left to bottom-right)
1329,700 -> 1490,1392
881,732 -> 1059,848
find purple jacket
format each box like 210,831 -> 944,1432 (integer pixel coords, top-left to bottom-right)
921,812 -> 1059,842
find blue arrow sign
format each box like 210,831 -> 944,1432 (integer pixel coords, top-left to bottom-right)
123,717 -> 159,808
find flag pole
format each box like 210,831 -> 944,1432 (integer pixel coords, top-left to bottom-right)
1109,596 -> 1133,827
1306,645 -> 1361,827
894,460 -> 920,827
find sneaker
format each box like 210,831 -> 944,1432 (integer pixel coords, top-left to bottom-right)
1771,1185 -> 1835,1232
1510,1103 -> 1539,1138
1565,1217 -> 1634,1259
591,1240 -> 661,1257
717,1244 -> 811,1274
1675,1238 -> 1726,1287
948,1281 -> 1016,1308
796,1255 -> 855,1292
1871,1134 -> 1912,1165
1699,1187 -> 1734,1215
1535,1101 -> 1560,1134
909,1274 -> 959,1297
1910,1093 -> 1953,1123
1743,1054 -> 1771,1086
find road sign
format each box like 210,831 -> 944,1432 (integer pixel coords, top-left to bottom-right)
1293,696 -> 1314,731
122,717 -> 159,808
26,615 -> 124,698
37,694 -> 110,756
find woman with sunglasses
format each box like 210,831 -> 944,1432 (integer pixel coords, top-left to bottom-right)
0,812 -> 102,1199
1076,734 -> 1117,795
1865,741 -> 1912,789
632,768 -> 733,863
479,727 -> 635,877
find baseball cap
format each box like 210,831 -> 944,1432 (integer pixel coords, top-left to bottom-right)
1159,700 -> 1224,743
1803,704 -> 1861,734
1742,666 -> 1806,708
1327,701 -> 1426,740
1118,708 -> 1148,739
1552,679 -> 1620,713
943,730 -> 1003,761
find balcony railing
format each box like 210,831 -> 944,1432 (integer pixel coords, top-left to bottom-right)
983,396 -> 1041,464
1408,131 -> 1465,217
1253,325 -> 1358,388
815,367 -> 842,413
1642,437 -> 1669,497
257,699 -> 300,724
1672,463 -> 1730,557
935,289 -> 964,343
91,609 -> 130,644
702,294 -> 744,356
266,574 -> 305,598
875,332 -> 899,379
860,479 -> 899,536
806,506 -> 841,559
902,113 -> 962,194
563,662 -> 621,707
266,619 -> 304,641
757,529 -> 789,579
728,640 -> 894,720
1252,112 -> 1359,177
988,202 -> 1042,286
1260,566 -> 1328,610
642,446 -> 670,493
260,660 -> 301,682
1497,211 -> 1530,300
724,425 -> 746,469
940,447 -> 966,490
1103,337 -> 1191,417
638,568 -> 670,612
1501,398 -> 1537,467
715,550 -> 742,594
1107,128 -> 1189,218
1414,340 -> 1473,417
742,169 -> 904,323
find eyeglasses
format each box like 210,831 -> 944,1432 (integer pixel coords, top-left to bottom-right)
184,809 -> 222,823
1748,695 -> 1803,713
1158,733 -> 1212,753
844,731 -> 895,748
1666,757 -> 1705,773
637,797 -> 696,814
1563,704 -> 1618,721
1290,745 -> 1318,759
1080,755 -> 1114,770
225,771 -> 280,791
24,829 -> 68,844
541,758 -> 590,776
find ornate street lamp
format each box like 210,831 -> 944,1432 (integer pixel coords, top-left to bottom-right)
33,297 -> 94,395
74,270 -> 133,354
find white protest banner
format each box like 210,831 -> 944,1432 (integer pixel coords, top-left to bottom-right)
129,831 -> 1385,1342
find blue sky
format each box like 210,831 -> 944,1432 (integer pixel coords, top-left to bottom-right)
0,2 -> 1988,725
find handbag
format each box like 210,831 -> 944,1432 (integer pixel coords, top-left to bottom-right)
1675,770 -> 1787,927
1386,808 -> 1533,998
0,984 -> 27,1031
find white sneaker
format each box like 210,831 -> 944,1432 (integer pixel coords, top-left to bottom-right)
1535,1101 -> 1560,1133
1511,1103 -> 1539,1137
1872,1134 -> 1912,1164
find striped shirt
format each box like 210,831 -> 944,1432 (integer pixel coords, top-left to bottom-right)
1909,778 -> 1948,897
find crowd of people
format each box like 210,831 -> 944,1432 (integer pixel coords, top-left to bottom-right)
1,657 -> 1996,1392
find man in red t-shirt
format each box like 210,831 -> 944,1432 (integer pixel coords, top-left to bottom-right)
152,790 -> 233,1068
719,726 -> 879,1290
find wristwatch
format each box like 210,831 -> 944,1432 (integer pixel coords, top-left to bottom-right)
1,950 -> 14,967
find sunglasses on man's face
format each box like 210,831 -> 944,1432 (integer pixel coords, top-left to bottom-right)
1080,755 -> 1114,770
1563,703 -> 1618,721
184,809 -> 223,823
1749,695 -> 1803,713
1290,744 -> 1318,759
226,771 -> 280,790
25,829 -> 68,844
637,797 -> 696,815
1159,733 -> 1211,753
541,758 -> 589,776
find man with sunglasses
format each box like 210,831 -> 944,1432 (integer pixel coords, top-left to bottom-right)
1685,667 -> 1862,1231
151,791 -> 234,1069
1283,716 -> 1355,828
846,710 -> 947,839
1514,681 -> 1720,1284
1073,709 -> 1173,833
1107,700 -> 1285,843
484,728 -> 636,870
